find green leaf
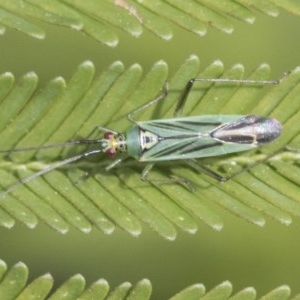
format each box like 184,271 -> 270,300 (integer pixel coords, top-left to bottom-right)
48,274 -> 85,300
0,260 -> 298,300
126,279 -> 152,300
0,4 -> 45,39
0,261 -> 28,300
169,283 -> 206,300
0,72 -> 38,133
105,282 -> 132,300
1,56 -> 300,238
16,273 -> 53,300
228,287 -> 256,300
200,281 -> 232,299
0,0 -> 299,45
0,260 -> 300,299
77,279 -> 109,300
260,285 -> 291,300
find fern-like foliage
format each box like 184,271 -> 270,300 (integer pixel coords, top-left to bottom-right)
0,0 -> 299,45
0,56 -> 300,239
0,259 -> 298,299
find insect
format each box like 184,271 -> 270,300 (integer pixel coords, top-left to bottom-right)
0,75 -> 285,197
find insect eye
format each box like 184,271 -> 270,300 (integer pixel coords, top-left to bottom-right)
117,144 -> 126,153
104,132 -> 115,140
106,148 -> 116,157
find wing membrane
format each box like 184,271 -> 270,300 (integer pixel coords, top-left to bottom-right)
137,115 -> 252,161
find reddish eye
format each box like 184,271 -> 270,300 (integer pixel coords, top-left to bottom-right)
106,148 -> 116,157
104,132 -> 114,140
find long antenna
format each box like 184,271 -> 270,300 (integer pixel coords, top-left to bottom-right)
0,139 -> 105,154
0,148 -> 104,199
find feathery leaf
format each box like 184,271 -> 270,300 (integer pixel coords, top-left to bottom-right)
0,260 -> 298,299
0,56 -> 300,238
0,1 -> 299,45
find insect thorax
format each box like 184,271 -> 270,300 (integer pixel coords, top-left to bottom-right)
126,125 -> 160,160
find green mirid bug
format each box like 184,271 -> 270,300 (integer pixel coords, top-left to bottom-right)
0,75 -> 285,196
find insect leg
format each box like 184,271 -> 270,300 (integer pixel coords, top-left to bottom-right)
74,157 -> 127,186
141,162 -> 195,191
174,73 -> 287,118
141,163 -> 154,180
222,146 -> 300,181
127,82 -> 169,122
185,159 -> 227,182
105,157 -> 126,171
186,146 -> 295,183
